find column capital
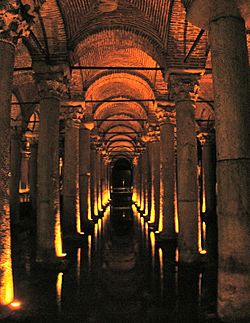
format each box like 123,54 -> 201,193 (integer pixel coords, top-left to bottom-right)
183,0 -> 247,30
155,107 -> 176,126
60,106 -> 84,129
0,0 -> 36,44
147,124 -> 160,142
81,113 -> 95,131
169,73 -> 201,103
33,62 -> 70,100
197,131 -> 215,146
26,134 -> 39,146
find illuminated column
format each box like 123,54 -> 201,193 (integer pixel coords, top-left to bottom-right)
137,156 -> 142,208
140,150 -> 147,212
148,125 -> 160,230
133,161 -> 138,202
90,142 -> 98,218
0,0 -> 35,306
10,127 -> 22,225
28,136 -> 39,214
156,108 -> 176,239
79,117 -> 93,230
169,73 -> 200,263
96,150 -> 102,213
34,63 -> 69,263
139,154 -> 144,211
146,141 -> 153,219
61,106 -> 83,239
198,131 -> 217,261
185,0 -> 250,317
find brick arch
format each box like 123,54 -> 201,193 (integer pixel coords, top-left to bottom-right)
59,0 -> 171,53
24,0 -> 68,60
73,29 -> 166,68
94,102 -> 147,120
85,73 -> 156,115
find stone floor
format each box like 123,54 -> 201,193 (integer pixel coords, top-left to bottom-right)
1,204 -> 221,323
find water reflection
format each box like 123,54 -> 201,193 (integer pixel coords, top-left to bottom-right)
3,203 -> 219,323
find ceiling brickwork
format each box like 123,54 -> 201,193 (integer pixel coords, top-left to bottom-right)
11,0 -> 249,160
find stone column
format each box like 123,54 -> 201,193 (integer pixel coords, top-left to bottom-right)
10,127 -> 22,226
20,140 -> 30,191
198,131 -> 217,262
145,141 -> 153,220
90,142 -> 98,219
79,117 -> 93,231
156,108 -> 176,240
0,0 -> 35,305
141,149 -> 148,216
185,0 -> 250,317
133,161 -> 138,203
209,4 -> 250,319
61,106 -> 83,240
169,73 -> 200,263
148,125 -> 160,230
139,154 -> 144,211
28,136 -> 39,214
34,62 -> 69,264
140,151 -> 146,213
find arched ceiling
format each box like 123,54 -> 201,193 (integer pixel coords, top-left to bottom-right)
12,0 -> 249,162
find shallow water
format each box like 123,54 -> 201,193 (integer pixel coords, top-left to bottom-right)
1,205 -> 219,323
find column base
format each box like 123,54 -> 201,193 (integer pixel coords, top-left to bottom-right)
64,232 -> 85,244
35,255 -> 68,271
148,221 -> 159,232
155,232 -> 178,244
218,271 -> 250,322
82,220 -> 95,233
142,214 -> 150,222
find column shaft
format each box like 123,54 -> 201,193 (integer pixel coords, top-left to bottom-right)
209,12 -> 250,319
10,132 -> 22,225
160,122 -> 175,238
79,127 -> 91,228
63,125 -> 80,238
200,137 -> 217,262
37,96 -> 61,262
176,99 -> 198,262
29,140 -> 38,213
0,40 -> 15,305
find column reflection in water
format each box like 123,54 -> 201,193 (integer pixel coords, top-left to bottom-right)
56,272 -> 63,313
8,193 -> 218,322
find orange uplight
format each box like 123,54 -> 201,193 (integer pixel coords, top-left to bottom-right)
10,301 -> 21,309
76,194 -> 84,235
55,210 -> 66,257
0,208 -> 14,306
174,182 -> 179,233
150,232 -> 156,268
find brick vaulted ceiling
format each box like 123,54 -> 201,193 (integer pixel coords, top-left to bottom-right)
14,0 -> 249,160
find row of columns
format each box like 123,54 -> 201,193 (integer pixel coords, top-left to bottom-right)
134,96 -> 217,265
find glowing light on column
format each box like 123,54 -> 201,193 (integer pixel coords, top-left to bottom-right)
174,182 -> 179,233
88,176 -> 92,220
76,190 -> 84,235
55,209 -> 66,257
88,235 -> 92,269
150,232 -> 156,268
0,210 -> 14,306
